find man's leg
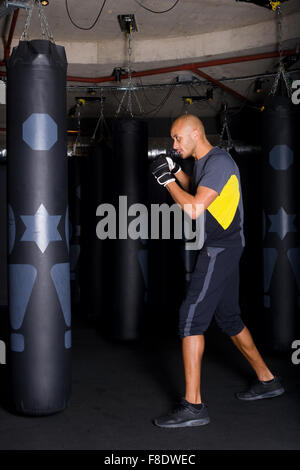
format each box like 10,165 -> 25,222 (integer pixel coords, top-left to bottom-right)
231,326 -> 285,399
214,248 -> 285,400
153,247 -> 230,427
153,332 -> 210,427
230,326 -> 274,381
182,335 -> 204,404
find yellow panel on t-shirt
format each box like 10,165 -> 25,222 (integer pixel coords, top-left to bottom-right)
207,175 -> 240,229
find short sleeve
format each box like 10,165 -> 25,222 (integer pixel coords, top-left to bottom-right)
195,154 -> 235,195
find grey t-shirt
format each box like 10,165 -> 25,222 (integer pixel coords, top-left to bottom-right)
191,146 -> 245,248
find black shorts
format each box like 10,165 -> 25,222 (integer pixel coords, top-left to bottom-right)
179,245 -> 245,338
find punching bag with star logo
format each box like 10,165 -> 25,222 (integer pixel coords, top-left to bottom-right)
262,95 -> 300,352
6,40 -> 71,415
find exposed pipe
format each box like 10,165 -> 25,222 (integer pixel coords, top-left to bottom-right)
66,48 -> 297,84
0,8 -> 19,66
0,142 -> 262,160
147,138 -> 262,159
232,142 -> 261,155
192,69 -> 249,102
5,8 -> 19,60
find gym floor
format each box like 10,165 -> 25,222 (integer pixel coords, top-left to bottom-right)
0,308 -> 299,451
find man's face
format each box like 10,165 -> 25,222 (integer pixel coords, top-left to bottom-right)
171,122 -> 196,159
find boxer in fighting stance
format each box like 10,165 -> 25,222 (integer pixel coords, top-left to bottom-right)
151,114 -> 284,428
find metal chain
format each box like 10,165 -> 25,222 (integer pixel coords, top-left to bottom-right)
127,32 -> 133,117
115,30 -> 144,117
92,90 -> 106,141
20,0 -> 35,41
278,5 -> 283,66
37,0 -> 54,42
73,103 -> 81,155
115,88 -> 128,116
270,5 -> 291,97
219,104 -> 232,150
37,0 -> 47,39
21,0 -> 54,43
132,89 -> 143,114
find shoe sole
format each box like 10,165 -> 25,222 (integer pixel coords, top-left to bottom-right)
236,387 -> 285,401
153,417 -> 210,428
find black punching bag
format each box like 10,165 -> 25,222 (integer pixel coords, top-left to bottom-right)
68,155 -> 84,306
110,119 -> 148,340
84,142 -> 113,323
6,40 -> 71,415
262,96 -> 300,352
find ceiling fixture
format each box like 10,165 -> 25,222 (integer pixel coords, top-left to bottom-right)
235,0 -> 288,10
41,0 -> 49,5
117,14 -> 138,34
5,0 -> 32,9
254,78 -> 263,93
182,89 -> 214,104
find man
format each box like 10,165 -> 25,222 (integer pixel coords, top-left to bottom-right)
150,114 -> 284,428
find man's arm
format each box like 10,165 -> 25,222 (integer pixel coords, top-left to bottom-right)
150,155 -> 218,217
173,169 -> 192,192
165,181 -> 218,219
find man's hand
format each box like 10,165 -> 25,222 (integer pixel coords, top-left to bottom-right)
151,155 -> 176,187
166,156 -> 181,175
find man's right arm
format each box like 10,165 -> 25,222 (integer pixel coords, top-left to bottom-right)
165,156 -> 192,192
174,169 -> 192,192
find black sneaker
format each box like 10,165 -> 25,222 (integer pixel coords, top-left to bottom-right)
236,376 -> 285,401
153,398 -> 210,428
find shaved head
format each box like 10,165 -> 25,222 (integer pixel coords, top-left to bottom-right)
171,114 -> 206,139
170,114 -> 210,159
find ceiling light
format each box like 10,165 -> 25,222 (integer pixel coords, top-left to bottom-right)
41,0 -> 49,5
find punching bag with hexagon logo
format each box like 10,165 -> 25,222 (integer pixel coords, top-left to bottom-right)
6,40 -> 71,415
262,96 -> 300,352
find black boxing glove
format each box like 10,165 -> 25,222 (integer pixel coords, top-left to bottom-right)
166,156 -> 181,175
151,155 -> 176,187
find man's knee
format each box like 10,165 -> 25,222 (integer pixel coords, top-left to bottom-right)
178,329 -> 205,340
215,317 -> 245,337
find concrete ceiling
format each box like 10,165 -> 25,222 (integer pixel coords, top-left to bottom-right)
0,0 -> 300,135
7,0 -> 300,40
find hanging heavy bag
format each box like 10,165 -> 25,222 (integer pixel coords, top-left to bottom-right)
6,8 -> 71,415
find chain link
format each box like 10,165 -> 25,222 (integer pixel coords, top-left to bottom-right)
115,30 -> 144,117
20,0 -> 35,41
37,0 -> 46,39
127,32 -> 133,117
269,5 -> 291,97
72,103 -> 81,155
115,88 -> 129,116
20,0 -> 54,43
277,6 -> 283,65
219,104 -> 233,150
37,0 -> 54,42
92,90 -> 107,141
